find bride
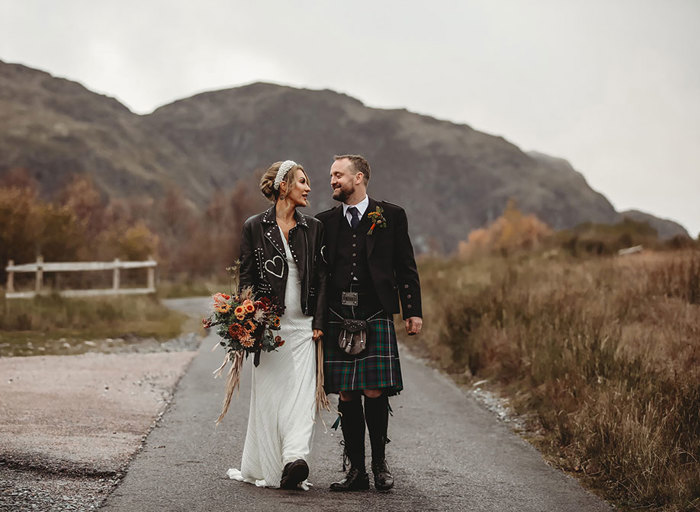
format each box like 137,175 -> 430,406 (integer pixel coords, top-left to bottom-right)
227,160 -> 327,490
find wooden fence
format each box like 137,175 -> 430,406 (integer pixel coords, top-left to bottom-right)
4,256 -> 157,299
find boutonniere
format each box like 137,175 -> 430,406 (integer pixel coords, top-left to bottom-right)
367,206 -> 387,235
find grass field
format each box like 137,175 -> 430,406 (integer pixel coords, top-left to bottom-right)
404,249 -> 699,511
0,292 -> 188,356
156,278 -> 234,299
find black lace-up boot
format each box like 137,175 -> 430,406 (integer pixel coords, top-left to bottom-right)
364,394 -> 394,490
330,398 -> 370,491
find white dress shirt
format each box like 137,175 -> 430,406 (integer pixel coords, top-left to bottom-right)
342,196 -> 369,227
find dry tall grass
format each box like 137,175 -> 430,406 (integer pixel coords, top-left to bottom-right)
0,293 -> 186,355
408,250 -> 699,511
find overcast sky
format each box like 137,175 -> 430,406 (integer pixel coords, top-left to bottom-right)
2,0 -> 699,236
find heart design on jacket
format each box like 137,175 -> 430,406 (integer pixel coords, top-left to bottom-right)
264,255 -> 285,279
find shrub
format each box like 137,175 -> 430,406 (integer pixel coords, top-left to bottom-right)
555,218 -> 660,257
458,200 -> 552,258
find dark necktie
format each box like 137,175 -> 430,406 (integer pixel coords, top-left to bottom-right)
348,206 -> 360,229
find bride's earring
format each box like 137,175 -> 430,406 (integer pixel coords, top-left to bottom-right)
279,183 -> 287,201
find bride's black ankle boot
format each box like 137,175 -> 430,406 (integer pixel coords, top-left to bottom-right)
364,394 -> 394,491
280,459 -> 309,490
330,398 -> 369,492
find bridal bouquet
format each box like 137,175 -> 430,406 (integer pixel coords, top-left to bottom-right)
203,287 -> 285,355
204,285 -> 286,423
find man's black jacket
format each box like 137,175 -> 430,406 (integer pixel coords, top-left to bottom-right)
316,197 -> 422,319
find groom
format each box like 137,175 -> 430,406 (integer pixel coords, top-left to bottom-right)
317,154 -> 422,491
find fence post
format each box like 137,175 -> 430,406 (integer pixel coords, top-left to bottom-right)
35,255 -> 43,295
7,260 -> 14,293
147,256 -> 155,290
113,258 -> 120,290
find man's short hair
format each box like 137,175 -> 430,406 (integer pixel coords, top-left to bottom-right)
334,154 -> 370,185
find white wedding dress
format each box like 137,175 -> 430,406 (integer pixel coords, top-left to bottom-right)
227,227 -> 317,489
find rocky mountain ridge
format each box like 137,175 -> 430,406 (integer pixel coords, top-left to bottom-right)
0,60 -> 688,251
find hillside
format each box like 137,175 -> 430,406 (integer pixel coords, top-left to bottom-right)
0,60 -> 687,250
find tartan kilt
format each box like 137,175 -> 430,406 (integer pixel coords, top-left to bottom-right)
323,305 -> 403,396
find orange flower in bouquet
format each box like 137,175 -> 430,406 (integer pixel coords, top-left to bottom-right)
228,323 -> 245,338
216,303 -> 232,314
213,293 -> 230,306
240,332 -> 255,348
243,299 -> 255,314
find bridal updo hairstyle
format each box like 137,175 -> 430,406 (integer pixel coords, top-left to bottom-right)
260,161 -> 309,203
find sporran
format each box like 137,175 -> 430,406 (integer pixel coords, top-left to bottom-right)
338,318 -> 367,355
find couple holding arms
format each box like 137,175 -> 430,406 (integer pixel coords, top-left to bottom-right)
228,154 -> 422,492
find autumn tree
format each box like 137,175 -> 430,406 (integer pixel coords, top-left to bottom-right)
0,184 -> 83,283
115,221 -> 159,261
0,167 -> 39,192
458,199 -> 552,257
0,186 -> 43,271
166,177 -> 267,278
54,174 -> 108,260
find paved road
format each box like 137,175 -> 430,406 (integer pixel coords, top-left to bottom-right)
102,297 -> 611,511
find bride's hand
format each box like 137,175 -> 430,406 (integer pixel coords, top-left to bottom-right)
312,329 -> 323,341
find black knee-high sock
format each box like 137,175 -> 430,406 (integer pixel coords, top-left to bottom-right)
364,394 -> 389,464
339,398 -> 366,470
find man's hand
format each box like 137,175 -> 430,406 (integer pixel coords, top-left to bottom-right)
313,329 -> 323,341
405,317 -> 422,336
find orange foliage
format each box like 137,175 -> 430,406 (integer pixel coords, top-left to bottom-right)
0,185 -> 83,271
459,199 -> 552,257
0,167 -> 39,191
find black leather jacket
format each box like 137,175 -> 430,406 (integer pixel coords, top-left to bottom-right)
239,205 -> 327,330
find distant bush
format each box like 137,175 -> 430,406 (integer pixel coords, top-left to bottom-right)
555,218 -> 660,257
663,234 -> 698,251
458,200 -> 552,258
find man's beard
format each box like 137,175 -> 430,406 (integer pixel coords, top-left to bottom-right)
332,185 -> 353,203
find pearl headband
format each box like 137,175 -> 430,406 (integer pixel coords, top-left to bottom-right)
273,160 -> 297,190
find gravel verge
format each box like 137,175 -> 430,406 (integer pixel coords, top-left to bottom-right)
0,333 -> 200,511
